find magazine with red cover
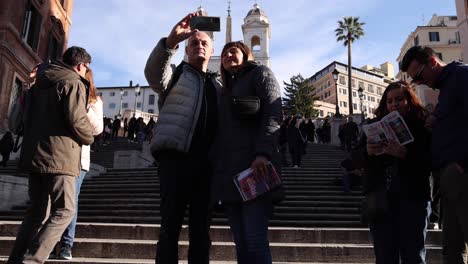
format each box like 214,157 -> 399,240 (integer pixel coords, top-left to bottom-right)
233,162 -> 281,202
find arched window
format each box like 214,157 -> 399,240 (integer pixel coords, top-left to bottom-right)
148,109 -> 154,114
149,94 -> 155,105
251,36 -> 261,52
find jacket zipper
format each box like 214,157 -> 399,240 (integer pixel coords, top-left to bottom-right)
202,76 -> 208,139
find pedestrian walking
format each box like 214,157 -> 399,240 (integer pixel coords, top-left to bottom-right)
0,131 -> 14,167
7,46 -> 94,264
53,68 -> 103,260
287,116 -> 307,168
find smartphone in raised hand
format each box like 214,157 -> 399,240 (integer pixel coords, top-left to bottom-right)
190,16 -> 221,32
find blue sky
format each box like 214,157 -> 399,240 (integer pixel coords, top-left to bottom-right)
67,0 -> 456,89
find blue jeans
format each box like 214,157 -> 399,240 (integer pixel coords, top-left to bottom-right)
60,169 -> 87,247
225,200 -> 273,264
369,198 -> 431,264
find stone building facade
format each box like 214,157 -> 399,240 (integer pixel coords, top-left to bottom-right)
0,0 -> 73,131
455,0 -> 468,62
309,61 -> 395,119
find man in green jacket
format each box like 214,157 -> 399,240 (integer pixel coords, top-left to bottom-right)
8,46 -> 94,264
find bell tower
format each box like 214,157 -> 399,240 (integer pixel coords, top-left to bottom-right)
242,2 -> 271,66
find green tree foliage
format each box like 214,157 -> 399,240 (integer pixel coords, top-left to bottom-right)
335,16 -> 365,115
282,74 -> 319,118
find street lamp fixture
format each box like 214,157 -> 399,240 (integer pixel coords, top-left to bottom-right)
331,68 -> 341,117
133,84 -> 140,116
118,88 -> 124,117
358,87 -> 364,119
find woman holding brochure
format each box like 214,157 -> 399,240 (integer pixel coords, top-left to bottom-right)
363,81 -> 432,264
211,41 -> 282,264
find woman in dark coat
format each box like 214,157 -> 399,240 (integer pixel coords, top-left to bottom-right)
287,116 -> 306,168
0,132 -> 14,167
363,81 -> 431,264
322,118 -> 331,144
212,41 -> 282,264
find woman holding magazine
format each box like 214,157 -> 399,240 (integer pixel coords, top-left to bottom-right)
363,81 -> 431,264
211,41 -> 282,264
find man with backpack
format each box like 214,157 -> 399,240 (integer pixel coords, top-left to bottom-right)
7,46 -> 94,264
144,13 -> 220,264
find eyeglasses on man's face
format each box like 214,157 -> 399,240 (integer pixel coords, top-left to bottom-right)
411,64 -> 425,84
81,63 -> 90,73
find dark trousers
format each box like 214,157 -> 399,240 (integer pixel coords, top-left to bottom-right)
369,198 -> 430,264
429,170 -> 442,225
155,152 -> 212,264
440,162 -> 468,264
8,173 -> 76,264
225,200 -> 273,264
289,145 -> 302,167
279,144 -> 288,166
1,153 -> 10,166
111,128 -> 119,139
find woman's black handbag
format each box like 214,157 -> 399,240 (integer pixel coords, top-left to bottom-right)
231,96 -> 260,118
360,185 -> 389,224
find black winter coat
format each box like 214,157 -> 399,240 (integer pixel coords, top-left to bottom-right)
211,61 -> 282,203
363,113 -> 431,201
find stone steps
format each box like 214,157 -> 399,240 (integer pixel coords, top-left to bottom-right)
0,222 -> 443,263
0,142 -> 364,227
0,142 -> 444,263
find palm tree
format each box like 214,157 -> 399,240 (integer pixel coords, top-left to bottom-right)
335,16 -> 365,115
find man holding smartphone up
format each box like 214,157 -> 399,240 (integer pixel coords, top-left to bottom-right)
144,12 -> 220,264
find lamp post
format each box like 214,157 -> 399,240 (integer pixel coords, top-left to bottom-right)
133,84 -> 140,116
332,68 -> 341,117
118,88 -> 124,117
358,87 -> 364,120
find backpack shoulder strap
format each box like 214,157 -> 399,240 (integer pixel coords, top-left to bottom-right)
158,63 -> 185,109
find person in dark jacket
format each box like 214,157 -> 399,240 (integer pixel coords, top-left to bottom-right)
111,115 -> 121,140
305,118 -> 315,143
212,41 -> 282,264
144,13 -> 220,264
145,117 -> 156,142
127,115 -> 136,142
401,46 -> 468,264
122,117 -> 128,138
287,116 -> 307,168
279,117 -> 291,167
322,118 -> 331,144
8,46 -> 94,264
0,131 -> 14,167
342,117 -> 359,152
363,81 -> 431,264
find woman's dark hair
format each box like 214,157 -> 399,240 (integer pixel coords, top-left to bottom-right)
374,81 -> 426,119
220,41 -> 254,86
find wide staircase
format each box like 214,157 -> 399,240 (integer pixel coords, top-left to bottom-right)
0,142 -> 443,263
